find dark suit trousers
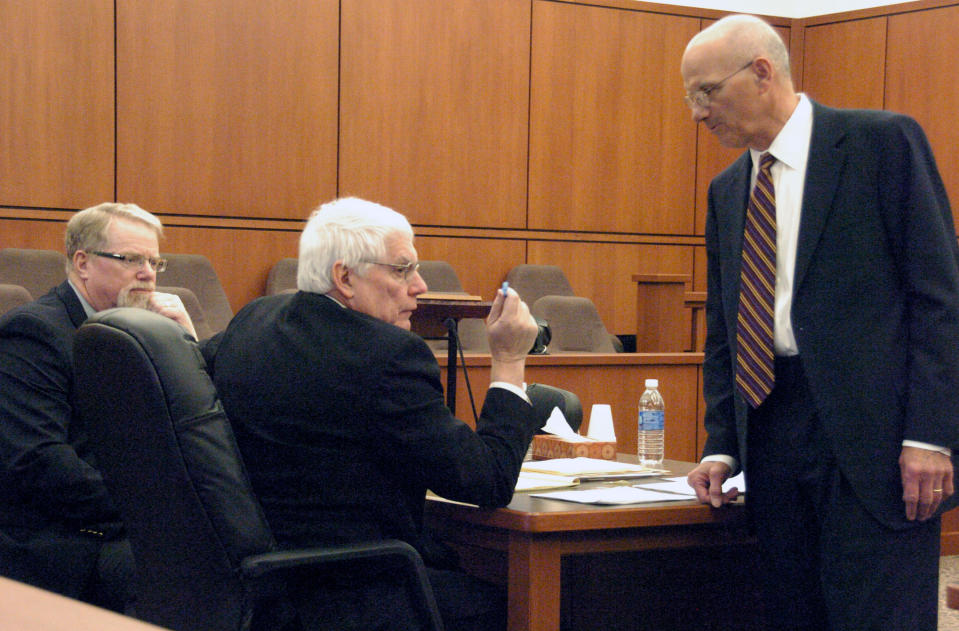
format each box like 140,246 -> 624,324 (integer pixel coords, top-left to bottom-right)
744,356 -> 940,631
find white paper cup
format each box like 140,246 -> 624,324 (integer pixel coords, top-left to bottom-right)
587,404 -> 616,442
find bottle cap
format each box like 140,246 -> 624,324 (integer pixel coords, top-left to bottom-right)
645,378 -> 658,388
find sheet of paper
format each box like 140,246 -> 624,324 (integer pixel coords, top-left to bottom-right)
640,478 -> 698,496
658,472 -> 746,494
530,486 -> 692,505
522,457 -> 663,477
515,471 -> 580,492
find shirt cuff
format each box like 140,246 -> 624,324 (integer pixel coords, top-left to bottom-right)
490,381 -> 531,404
702,454 -> 739,472
902,440 -> 952,458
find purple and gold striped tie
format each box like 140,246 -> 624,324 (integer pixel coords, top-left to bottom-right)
736,152 -> 777,408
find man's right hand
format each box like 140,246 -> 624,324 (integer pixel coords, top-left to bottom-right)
687,460 -> 739,508
486,288 -> 538,385
148,291 -> 198,340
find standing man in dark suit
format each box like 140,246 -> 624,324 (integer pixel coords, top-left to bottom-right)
0,202 -> 196,611
207,196 -> 542,630
681,15 -> 959,631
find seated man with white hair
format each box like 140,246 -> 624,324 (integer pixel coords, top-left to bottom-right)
206,197 -> 544,630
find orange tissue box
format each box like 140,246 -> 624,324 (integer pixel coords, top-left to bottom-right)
531,434 -> 617,461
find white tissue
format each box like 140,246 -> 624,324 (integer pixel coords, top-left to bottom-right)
541,407 -> 591,442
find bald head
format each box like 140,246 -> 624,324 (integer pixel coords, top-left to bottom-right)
686,15 -> 792,84
681,14 -> 798,150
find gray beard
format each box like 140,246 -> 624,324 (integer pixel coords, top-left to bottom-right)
116,285 -> 153,310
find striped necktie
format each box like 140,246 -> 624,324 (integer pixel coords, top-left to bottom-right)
736,152 -> 776,408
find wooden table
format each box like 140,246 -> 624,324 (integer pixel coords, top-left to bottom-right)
425,460 -> 752,631
0,575 -> 169,630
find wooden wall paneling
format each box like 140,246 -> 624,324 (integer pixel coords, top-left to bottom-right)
415,236 -> 526,299
693,24 -> 792,236
528,2 -> 700,234
116,0 -> 339,219
885,6 -> 959,228
692,128 -> 743,236
690,245 -> 708,349
692,244 -> 707,292
944,507 -> 959,555
0,217 -> 69,255
0,0 -> 114,208
801,18 -> 886,109
338,0 -> 530,229
162,224 -> 301,312
527,240 -> 695,336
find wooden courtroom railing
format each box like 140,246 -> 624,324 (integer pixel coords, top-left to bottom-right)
437,352 -> 704,463
632,273 -> 693,352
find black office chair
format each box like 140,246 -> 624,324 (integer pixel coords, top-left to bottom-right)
72,308 -> 444,631
527,382 -> 583,433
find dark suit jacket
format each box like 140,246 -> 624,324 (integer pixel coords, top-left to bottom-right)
209,291 -> 541,565
702,101 -> 959,529
0,281 -> 124,596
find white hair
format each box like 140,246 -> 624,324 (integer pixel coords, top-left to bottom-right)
296,197 -> 414,293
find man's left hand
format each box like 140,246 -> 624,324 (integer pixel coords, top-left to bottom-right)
900,446 -> 953,521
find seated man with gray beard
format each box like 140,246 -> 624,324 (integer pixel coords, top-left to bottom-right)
0,202 -> 195,613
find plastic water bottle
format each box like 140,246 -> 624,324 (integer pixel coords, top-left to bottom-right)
638,378 -> 665,467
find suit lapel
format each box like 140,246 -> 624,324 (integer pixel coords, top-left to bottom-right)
55,281 -> 90,329
716,152 -> 752,268
793,103 -> 845,295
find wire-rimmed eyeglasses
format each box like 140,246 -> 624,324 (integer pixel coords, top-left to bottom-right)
91,250 -> 168,272
684,60 -> 754,110
362,260 -> 421,282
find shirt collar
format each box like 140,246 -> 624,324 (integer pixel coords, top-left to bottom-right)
67,279 -> 99,319
750,93 -> 813,174
324,293 -> 347,309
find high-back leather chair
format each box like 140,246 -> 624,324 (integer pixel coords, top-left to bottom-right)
156,285 -> 212,340
505,264 -> 576,307
72,308 -> 443,631
531,295 -> 617,353
0,247 -> 67,300
161,253 -> 234,334
507,264 -> 622,352
264,258 -> 298,295
417,261 -> 465,294
0,284 -> 33,315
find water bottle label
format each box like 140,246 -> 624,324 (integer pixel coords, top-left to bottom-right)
639,410 -> 664,431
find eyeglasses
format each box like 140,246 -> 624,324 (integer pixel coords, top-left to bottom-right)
362,260 -> 420,282
684,60 -> 754,110
91,251 -> 168,272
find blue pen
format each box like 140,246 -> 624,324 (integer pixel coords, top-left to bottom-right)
501,281 -> 509,296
